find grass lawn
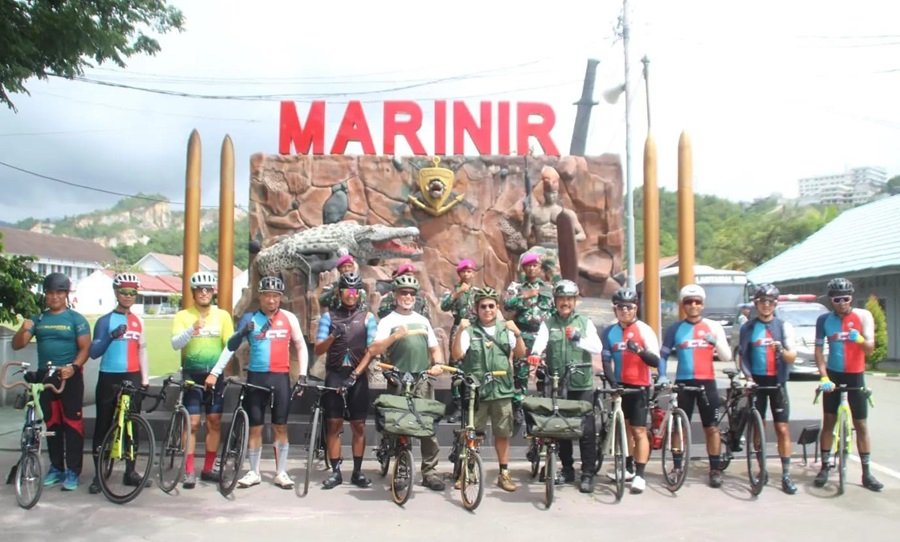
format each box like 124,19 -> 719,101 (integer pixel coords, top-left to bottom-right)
86,316 -> 181,377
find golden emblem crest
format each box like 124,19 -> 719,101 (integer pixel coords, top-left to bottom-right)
408,157 -> 465,216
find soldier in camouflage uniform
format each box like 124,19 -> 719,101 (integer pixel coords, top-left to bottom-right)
440,258 -> 479,423
319,254 -> 368,310
377,263 -> 431,319
502,252 -> 554,429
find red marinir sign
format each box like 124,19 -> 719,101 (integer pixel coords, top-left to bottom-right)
278,100 -> 559,156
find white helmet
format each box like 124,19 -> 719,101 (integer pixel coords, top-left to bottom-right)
679,284 -> 706,302
190,272 -> 217,289
113,272 -> 140,289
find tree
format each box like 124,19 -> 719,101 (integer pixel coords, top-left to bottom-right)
0,233 -> 42,324
1,0 -> 184,110
865,295 -> 888,368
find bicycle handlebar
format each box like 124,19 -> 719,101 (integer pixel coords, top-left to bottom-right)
292,377 -> 343,397
595,387 -> 645,396
224,376 -> 274,394
813,385 -> 874,407
1,361 -> 65,394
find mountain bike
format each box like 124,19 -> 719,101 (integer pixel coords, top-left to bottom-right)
593,385 -> 644,501
717,368 -> 775,496
523,361 -> 593,509
814,383 -> 874,495
217,376 -> 273,497
443,365 -> 506,511
1,361 -> 65,509
292,377 -> 344,496
97,380 -> 164,504
157,375 -> 205,493
373,363 -> 443,506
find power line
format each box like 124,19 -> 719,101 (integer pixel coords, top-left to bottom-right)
0,160 -> 248,211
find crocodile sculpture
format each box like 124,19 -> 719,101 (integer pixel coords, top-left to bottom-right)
255,221 -> 421,275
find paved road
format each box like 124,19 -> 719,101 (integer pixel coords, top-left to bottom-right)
1,375 -> 899,541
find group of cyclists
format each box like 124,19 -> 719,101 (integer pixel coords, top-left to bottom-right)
9,251 -> 884,498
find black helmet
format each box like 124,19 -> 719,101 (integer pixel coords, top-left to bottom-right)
339,272 -> 363,290
393,274 -> 420,292
553,279 -> 579,297
473,286 -> 499,303
612,287 -> 639,304
258,276 -> 285,294
43,272 -> 71,293
752,283 -> 780,300
826,277 -> 854,297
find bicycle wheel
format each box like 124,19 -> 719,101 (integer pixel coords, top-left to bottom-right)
746,408 -> 766,496
317,414 -> 332,471
718,414 -> 733,471
544,445 -> 555,509
218,409 -> 249,497
98,414 -> 155,505
461,451 -> 484,511
592,405 -> 607,475
303,406 -> 322,496
613,410 -> 627,500
836,413 -> 849,495
158,406 -> 190,493
15,450 -> 42,509
376,435 -> 391,477
661,408 -> 691,492
390,447 -> 414,506
527,438 -> 540,478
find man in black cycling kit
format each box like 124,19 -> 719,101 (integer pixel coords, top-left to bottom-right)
738,283 -> 798,494
314,272 -> 377,489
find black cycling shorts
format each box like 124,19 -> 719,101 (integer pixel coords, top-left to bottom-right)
244,371 -> 291,426
182,371 -> 225,416
621,385 -> 649,427
822,371 -> 867,420
751,375 -> 790,424
324,369 -> 369,421
676,379 -> 720,428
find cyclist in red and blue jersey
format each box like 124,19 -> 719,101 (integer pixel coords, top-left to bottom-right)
600,287 -> 660,495
813,277 -> 882,492
314,272 -> 377,490
87,272 -> 149,494
208,276 -> 308,490
738,283 -> 798,494
12,272 -> 90,492
659,284 -> 731,488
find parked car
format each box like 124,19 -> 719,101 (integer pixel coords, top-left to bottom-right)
730,295 -> 828,380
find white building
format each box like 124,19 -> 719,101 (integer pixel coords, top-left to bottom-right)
0,226 -> 114,291
797,166 -> 887,206
74,270 -> 182,316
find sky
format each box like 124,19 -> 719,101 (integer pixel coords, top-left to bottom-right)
1,0 -> 898,223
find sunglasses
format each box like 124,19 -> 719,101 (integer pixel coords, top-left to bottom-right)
193,287 -> 215,294
614,303 -> 636,311
831,296 -> 852,304
478,303 -> 497,310
396,290 -> 416,297
117,288 -> 138,297
682,298 -> 703,306
755,298 -> 776,306
341,288 -> 359,296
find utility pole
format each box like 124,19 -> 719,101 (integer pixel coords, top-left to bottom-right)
623,0 -> 636,290
570,59 -> 600,156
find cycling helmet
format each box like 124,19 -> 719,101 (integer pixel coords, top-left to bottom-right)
678,284 -> 706,301
258,276 -> 285,294
612,287 -> 639,305
473,286 -> 499,303
553,279 -> 579,297
43,272 -> 71,293
392,274 -> 420,292
189,272 -> 217,289
826,277 -> 854,297
752,283 -> 780,300
113,272 -> 140,289
338,271 -> 363,290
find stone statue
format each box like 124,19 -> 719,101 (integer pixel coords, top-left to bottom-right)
525,166 -> 586,248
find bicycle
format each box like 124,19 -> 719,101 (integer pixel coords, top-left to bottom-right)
217,376 -> 274,497
592,384 -> 644,500
645,380 -> 701,493
522,361 -> 593,509
443,365 -> 506,511
157,375 -> 206,493
814,383 -> 874,495
0,361 -> 65,509
292,377 -> 344,496
717,368 -> 776,496
96,380 -> 164,504
372,363 -> 444,506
